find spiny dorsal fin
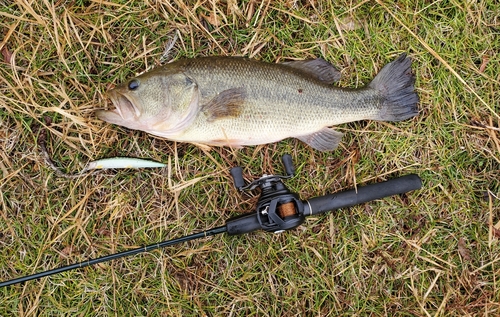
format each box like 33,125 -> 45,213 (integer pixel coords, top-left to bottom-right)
281,58 -> 341,84
202,87 -> 246,122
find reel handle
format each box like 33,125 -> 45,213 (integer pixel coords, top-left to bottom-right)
282,154 -> 295,176
230,166 -> 245,190
229,154 -> 295,191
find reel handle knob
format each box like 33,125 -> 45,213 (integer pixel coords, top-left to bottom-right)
230,167 -> 246,190
282,154 -> 295,176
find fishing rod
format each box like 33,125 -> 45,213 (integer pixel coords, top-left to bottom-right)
0,154 -> 422,288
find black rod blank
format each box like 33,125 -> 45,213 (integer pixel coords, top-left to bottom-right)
0,226 -> 227,288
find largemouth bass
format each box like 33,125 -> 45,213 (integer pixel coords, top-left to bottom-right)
97,54 -> 418,151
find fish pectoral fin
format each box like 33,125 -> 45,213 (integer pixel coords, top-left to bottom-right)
202,87 -> 246,122
296,128 -> 343,151
281,58 -> 341,84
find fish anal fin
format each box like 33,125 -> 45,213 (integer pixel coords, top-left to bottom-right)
281,58 -> 341,84
202,87 -> 246,122
296,128 -> 343,151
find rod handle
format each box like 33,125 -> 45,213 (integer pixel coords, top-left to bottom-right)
225,212 -> 261,236
304,174 -> 422,216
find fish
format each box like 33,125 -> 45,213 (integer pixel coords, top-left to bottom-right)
97,54 -> 418,151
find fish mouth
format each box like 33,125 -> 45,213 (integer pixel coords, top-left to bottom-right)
97,91 -> 140,124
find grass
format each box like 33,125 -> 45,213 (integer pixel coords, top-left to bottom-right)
0,0 -> 499,315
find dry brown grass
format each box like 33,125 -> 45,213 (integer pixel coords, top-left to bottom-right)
1,0 -> 499,316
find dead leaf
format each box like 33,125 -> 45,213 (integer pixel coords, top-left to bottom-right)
338,16 -> 361,31
479,55 -> 489,73
1,45 -> 13,65
60,245 -> 74,257
201,13 -> 220,27
492,226 -> 500,239
458,237 -> 471,262
96,226 -> 111,237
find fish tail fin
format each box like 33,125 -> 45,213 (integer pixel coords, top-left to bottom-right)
368,53 -> 419,121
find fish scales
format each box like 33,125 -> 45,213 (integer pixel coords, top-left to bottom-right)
183,58 -> 373,125
97,54 -> 418,151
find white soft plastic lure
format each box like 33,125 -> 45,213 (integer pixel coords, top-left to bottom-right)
83,157 -> 166,172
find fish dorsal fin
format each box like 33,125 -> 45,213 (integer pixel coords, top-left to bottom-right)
296,127 -> 344,151
202,87 -> 246,122
281,58 -> 341,84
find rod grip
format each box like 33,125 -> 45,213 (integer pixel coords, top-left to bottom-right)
225,212 -> 261,235
304,174 -> 421,216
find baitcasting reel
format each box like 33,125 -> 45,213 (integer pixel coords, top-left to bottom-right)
228,154 -> 305,234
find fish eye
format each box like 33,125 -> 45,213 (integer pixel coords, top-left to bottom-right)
128,79 -> 140,91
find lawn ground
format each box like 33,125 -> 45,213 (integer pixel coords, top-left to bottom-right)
0,0 -> 499,316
